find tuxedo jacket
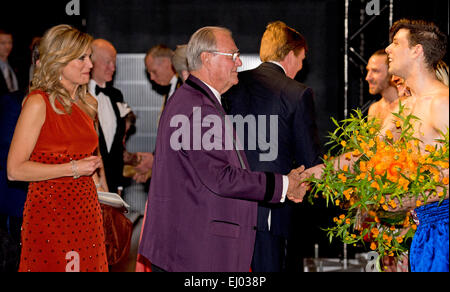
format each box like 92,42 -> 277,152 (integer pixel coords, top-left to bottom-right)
0,61 -> 21,97
96,85 -> 126,193
224,62 -> 321,238
138,75 -> 284,272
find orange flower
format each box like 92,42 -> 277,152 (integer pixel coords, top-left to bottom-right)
360,161 -> 367,172
343,165 -> 349,172
370,242 -> 377,250
370,181 -> 380,190
344,153 -> 352,160
388,200 -> 397,209
338,173 -> 347,183
425,145 -> 435,152
442,177 -> 449,185
416,200 -> 422,207
388,162 -> 402,177
343,188 -> 353,200
371,228 -> 379,237
396,236 -> 404,244
386,130 -> 393,140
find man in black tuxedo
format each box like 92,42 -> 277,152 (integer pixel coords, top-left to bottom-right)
0,29 -> 19,96
144,44 -> 184,111
89,39 -> 130,194
133,45 -> 185,183
224,21 -> 321,272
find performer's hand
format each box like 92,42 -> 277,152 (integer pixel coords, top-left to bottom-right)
303,163 -> 325,179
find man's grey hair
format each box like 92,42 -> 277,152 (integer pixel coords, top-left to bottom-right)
186,26 -> 232,71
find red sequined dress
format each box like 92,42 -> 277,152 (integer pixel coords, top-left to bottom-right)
19,90 -> 108,272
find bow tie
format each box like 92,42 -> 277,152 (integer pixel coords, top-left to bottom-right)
95,85 -> 110,96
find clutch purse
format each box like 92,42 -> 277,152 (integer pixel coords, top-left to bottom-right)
98,191 -> 131,211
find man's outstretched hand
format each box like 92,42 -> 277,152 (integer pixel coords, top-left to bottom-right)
286,165 -> 310,203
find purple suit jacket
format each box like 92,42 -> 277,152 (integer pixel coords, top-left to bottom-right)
138,75 -> 284,272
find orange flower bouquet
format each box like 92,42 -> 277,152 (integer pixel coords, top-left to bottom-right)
307,103 -> 449,260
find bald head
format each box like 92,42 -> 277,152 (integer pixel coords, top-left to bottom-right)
92,39 -> 116,55
91,39 -> 117,86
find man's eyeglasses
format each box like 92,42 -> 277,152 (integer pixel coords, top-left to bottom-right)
209,51 -> 240,62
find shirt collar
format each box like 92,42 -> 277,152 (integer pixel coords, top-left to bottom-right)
0,59 -> 9,70
169,75 -> 178,87
268,61 -> 287,75
200,80 -> 222,105
88,80 -> 97,97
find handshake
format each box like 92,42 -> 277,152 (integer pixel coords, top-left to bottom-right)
285,164 -> 324,203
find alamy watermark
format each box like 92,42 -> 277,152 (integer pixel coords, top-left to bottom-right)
169,107 -> 279,162
365,0 -> 380,16
66,0 -> 80,16
65,251 -> 80,272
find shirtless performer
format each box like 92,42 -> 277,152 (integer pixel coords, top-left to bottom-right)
366,49 -> 403,129
302,19 -> 448,272
365,49 -> 411,272
385,19 -> 448,272
304,20 -> 448,197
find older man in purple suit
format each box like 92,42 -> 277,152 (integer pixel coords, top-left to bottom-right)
138,26 -> 307,272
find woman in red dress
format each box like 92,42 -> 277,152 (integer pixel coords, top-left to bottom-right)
7,25 -> 108,272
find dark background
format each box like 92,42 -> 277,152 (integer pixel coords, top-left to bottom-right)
2,0 -> 448,146
2,0 -> 449,265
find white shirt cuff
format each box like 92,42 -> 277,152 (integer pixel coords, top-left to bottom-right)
281,175 -> 289,203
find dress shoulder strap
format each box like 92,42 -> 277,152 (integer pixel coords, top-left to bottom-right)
22,89 -> 49,106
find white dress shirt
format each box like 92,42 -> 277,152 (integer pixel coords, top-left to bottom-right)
268,61 -> 287,75
167,75 -> 179,101
89,79 -> 117,153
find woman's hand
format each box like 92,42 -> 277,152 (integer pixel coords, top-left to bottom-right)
73,156 -> 102,177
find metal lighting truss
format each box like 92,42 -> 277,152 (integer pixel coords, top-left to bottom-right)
344,0 -> 394,117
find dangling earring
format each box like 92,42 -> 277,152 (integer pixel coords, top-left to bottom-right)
59,75 -> 62,81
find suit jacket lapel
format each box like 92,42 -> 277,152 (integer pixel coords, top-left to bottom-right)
185,75 -> 248,170
185,75 -> 226,116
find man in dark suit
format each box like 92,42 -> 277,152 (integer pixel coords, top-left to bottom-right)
0,29 -> 19,96
223,21 -> 321,272
138,26 -> 307,272
89,39 -> 129,194
132,45 -> 185,184
0,90 -> 27,256
145,44 -> 184,111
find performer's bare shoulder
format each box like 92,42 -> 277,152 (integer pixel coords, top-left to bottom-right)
403,81 -> 449,147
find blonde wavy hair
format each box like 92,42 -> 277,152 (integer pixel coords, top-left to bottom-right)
259,21 -> 308,62
30,24 -> 93,114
